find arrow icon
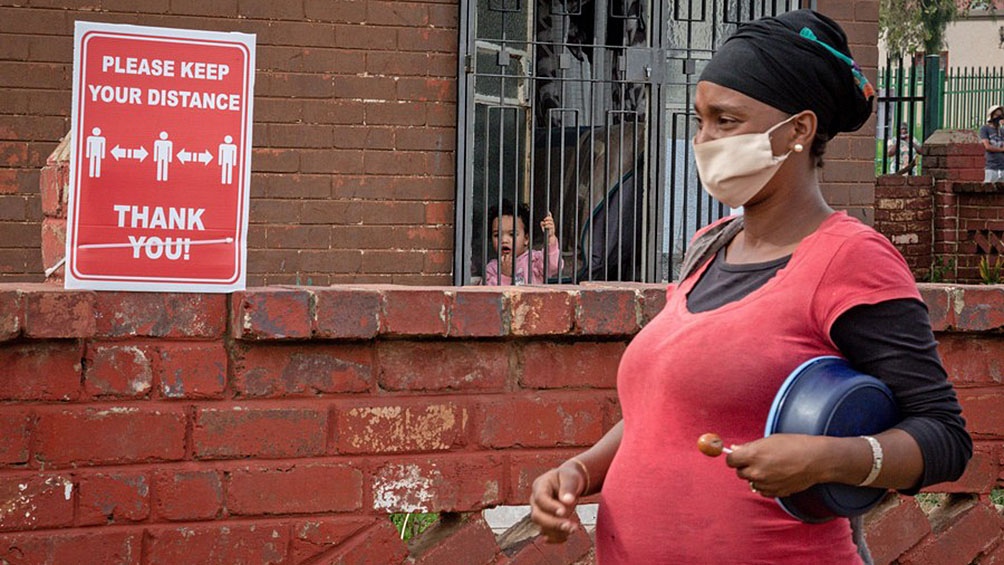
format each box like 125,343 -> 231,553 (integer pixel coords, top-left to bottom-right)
111,145 -> 149,162
177,149 -> 213,165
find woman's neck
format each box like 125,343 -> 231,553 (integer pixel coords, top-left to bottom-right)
727,175 -> 832,264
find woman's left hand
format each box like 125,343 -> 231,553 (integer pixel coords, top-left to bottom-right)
725,434 -> 830,498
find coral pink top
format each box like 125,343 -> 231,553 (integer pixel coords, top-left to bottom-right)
595,212 -> 920,564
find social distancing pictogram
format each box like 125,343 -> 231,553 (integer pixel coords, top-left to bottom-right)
66,22 -> 255,292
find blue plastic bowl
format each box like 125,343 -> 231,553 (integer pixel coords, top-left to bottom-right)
764,356 -> 899,523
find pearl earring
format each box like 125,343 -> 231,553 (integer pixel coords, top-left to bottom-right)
793,143 -> 804,153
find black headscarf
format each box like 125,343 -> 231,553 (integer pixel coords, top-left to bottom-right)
699,9 -> 874,140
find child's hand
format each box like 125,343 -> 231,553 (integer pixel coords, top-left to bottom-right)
540,212 -> 555,237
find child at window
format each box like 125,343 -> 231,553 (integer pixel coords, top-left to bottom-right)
483,199 -> 562,285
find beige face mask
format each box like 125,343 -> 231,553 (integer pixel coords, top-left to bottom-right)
691,115 -> 797,208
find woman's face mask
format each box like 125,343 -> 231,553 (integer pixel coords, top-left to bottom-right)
691,115 -> 797,208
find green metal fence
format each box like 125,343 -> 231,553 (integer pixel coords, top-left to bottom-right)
942,66 -> 1004,130
877,62 -> 1004,176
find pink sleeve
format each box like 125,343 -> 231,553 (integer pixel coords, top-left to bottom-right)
546,238 -> 562,277
483,259 -> 499,285
813,229 -> 921,339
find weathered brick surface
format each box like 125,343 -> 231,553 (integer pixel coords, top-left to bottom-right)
0,474 -> 74,531
34,406 -> 186,467
145,522 -> 290,565
152,468 -> 223,521
193,405 -> 327,459
0,283 -> 999,563
0,341 -> 82,401
233,343 -> 373,397
76,472 -> 150,526
333,400 -> 469,454
227,463 -> 363,515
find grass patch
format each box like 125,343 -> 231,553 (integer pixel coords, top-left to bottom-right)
390,513 -> 439,541
992,488 -> 1004,508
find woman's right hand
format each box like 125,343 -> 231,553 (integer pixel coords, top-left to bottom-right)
529,461 -> 588,543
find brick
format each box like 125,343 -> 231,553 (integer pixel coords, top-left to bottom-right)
313,287 -> 381,339
863,494 -> 931,565
290,517 -> 374,563
476,395 -> 604,448
77,472 -> 150,526
371,455 -> 504,514
146,522 -> 290,565
507,288 -> 575,336
377,341 -> 509,392
35,406 -> 186,467
0,473 -> 74,531
333,400 -> 468,454
520,341 -> 624,389
410,513 -> 498,565
0,341 -> 81,401
0,409 -> 31,466
901,498 -> 1004,565
0,531 -> 141,565
315,518 -> 409,565
0,288 -> 21,341
158,343 -> 227,399
957,390 -> 1004,438
23,288 -> 96,338
381,287 -> 450,336
227,463 -> 362,515
501,513 -> 594,565
232,288 -> 312,340
83,344 -> 154,398
953,287 -> 1004,331
193,405 -> 327,460
449,288 -> 507,337
233,344 -> 372,397
92,292 -> 227,338
574,287 -> 640,335
40,218 -> 65,278
153,468 -> 222,521
937,334 -> 1004,386
303,0 -> 367,22
920,284 -> 955,330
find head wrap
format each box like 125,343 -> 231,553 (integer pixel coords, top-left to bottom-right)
699,9 -> 874,140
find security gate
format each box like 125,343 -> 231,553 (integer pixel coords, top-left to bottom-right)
455,0 -> 816,285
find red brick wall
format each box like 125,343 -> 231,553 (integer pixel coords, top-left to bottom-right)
0,283 -> 1001,564
1,3 -> 459,286
874,174 -> 934,280
876,130 -> 1004,284
6,3 -> 878,285
815,0 -> 881,224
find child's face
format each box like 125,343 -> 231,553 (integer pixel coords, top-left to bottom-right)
491,214 -> 528,258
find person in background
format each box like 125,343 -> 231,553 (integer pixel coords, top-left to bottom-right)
529,10 -> 971,564
979,104 -> 1004,183
886,121 -> 922,175
483,199 -> 562,285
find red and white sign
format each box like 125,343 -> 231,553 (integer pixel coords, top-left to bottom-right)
66,21 -> 255,292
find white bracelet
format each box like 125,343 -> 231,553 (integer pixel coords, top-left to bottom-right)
858,436 -> 884,487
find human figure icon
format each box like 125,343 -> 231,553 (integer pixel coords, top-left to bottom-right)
218,134 -> 237,185
86,127 -> 106,178
153,131 -> 173,182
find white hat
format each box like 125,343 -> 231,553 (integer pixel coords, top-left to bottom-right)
987,105 -> 1003,122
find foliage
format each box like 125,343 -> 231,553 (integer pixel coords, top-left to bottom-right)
390,512 -> 439,541
978,254 -> 1003,284
880,0 -> 997,57
928,256 -> 954,282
